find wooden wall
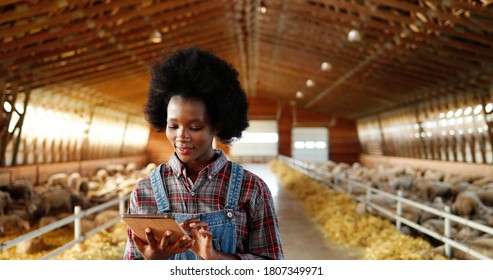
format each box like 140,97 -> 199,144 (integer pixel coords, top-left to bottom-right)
146,128 -> 174,165
329,118 -> 361,164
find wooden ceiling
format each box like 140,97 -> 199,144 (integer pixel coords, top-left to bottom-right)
2,0 -> 493,119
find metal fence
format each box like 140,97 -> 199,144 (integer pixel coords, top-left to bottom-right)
278,155 -> 493,260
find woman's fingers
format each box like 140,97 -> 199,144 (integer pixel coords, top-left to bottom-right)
180,218 -> 201,230
159,230 -> 172,248
189,221 -> 209,231
145,227 -> 157,248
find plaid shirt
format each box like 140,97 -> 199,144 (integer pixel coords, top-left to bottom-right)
123,149 -> 284,260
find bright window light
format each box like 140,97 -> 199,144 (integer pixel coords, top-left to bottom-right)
237,132 -> 278,143
294,141 -> 327,149
485,103 -> 493,113
315,141 -> 326,149
474,104 -> 483,115
305,141 -> 316,149
294,141 -> 305,149
4,101 -> 12,112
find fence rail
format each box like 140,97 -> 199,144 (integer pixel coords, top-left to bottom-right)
278,155 -> 493,260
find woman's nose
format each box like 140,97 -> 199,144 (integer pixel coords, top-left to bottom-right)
177,129 -> 190,141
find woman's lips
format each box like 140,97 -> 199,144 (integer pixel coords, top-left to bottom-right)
177,147 -> 193,154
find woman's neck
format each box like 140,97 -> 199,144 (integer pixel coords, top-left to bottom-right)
184,149 -> 217,182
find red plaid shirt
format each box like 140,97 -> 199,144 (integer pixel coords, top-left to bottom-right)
123,149 -> 284,260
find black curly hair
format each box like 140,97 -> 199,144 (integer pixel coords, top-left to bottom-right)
144,46 -> 249,144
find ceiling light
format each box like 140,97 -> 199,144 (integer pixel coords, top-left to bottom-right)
149,30 -> 162,43
347,29 -> 362,42
296,91 -> 304,98
306,79 -> 314,87
259,0 -> 267,13
321,62 -> 332,71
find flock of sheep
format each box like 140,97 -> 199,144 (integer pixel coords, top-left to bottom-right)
308,161 -> 493,259
0,162 -> 156,255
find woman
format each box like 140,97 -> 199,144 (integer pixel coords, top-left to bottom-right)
123,46 -> 284,260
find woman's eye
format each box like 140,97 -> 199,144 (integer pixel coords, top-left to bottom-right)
190,127 -> 202,131
167,125 -> 178,129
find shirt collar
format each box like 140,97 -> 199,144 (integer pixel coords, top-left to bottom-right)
168,149 -> 228,178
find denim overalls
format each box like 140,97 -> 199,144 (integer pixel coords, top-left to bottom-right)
149,162 -> 244,260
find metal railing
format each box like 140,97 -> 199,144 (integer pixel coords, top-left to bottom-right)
278,155 -> 493,260
0,192 -> 130,259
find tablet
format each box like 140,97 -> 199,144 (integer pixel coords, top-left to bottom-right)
121,214 -> 191,243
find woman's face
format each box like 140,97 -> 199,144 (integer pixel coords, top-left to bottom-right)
166,96 -> 217,165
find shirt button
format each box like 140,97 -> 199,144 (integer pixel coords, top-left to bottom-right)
190,192 -> 195,196
227,212 -> 233,218
208,175 -> 212,180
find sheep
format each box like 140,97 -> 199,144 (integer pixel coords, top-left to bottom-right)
388,175 -> 414,191
16,237 -> 50,254
452,191 -> 493,217
423,169 -> 444,181
142,162 -> 157,176
95,168 -> 109,183
415,179 -> 452,202
0,191 -> 13,215
424,237 -> 493,259
7,178 -> 34,201
47,173 -> 69,188
476,190 -> 493,207
117,178 -> 138,195
39,188 -> 79,215
332,162 -> 350,174
105,163 -> 124,176
38,216 -> 57,228
67,172 -> 81,189
0,213 -> 30,235
125,162 -> 137,176
72,177 -> 90,195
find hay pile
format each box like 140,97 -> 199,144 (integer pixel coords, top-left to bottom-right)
269,160 -> 446,260
52,221 -> 127,260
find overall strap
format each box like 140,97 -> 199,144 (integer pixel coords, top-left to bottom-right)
224,162 -> 244,210
150,164 -> 171,213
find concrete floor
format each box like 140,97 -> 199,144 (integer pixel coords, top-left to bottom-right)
243,164 -> 363,260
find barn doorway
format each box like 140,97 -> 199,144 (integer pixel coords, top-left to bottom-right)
291,127 -> 328,163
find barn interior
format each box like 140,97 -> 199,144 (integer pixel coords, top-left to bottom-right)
1,0 -> 493,260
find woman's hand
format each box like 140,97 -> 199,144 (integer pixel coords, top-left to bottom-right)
181,218 -> 217,260
132,228 -> 193,260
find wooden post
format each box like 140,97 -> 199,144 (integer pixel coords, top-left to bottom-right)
415,105 -> 427,159
0,82 -> 18,167
11,88 -> 31,166
430,97 -> 441,160
119,114 -> 130,157
482,88 -> 493,164
464,92 -> 477,163
475,91 -> 487,164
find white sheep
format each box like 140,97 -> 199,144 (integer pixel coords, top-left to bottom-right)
47,173 -> 69,188
67,172 -> 81,189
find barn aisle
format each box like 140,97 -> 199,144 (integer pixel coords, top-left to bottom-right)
242,163 -> 363,260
